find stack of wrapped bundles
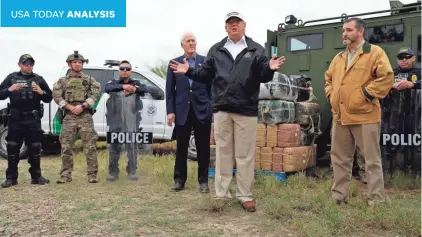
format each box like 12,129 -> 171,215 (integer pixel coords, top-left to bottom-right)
255,72 -> 318,172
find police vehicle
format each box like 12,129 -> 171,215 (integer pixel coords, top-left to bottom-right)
0,60 -> 198,160
264,0 -> 421,164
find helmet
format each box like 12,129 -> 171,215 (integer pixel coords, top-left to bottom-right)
66,50 -> 88,63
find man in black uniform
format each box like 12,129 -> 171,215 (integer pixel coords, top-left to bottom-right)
392,47 -> 421,89
104,60 -> 148,182
380,47 -> 421,173
0,54 -> 53,188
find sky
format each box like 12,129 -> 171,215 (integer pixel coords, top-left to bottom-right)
0,0 -> 417,86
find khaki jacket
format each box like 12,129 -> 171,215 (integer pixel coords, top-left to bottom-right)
325,42 -> 394,125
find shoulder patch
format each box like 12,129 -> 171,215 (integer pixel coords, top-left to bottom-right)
412,74 -> 418,82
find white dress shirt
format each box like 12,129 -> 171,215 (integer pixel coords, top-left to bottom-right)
224,35 -> 248,60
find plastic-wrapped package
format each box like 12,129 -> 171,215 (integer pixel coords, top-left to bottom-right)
258,100 -> 296,125
295,102 -> 320,126
259,83 -> 272,100
267,72 -> 299,101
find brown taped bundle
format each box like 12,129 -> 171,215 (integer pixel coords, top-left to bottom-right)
266,125 -> 278,147
256,124 -> 266,147
260,147 -> 273,171
255,147 -> 261,170
308,144 -> 317,168
210,123 -> 215,145
272,147 -> 283,171
277,124 -> 301,148
282,146 -> 315,172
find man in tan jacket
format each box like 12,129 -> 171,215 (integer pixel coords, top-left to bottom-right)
325,17 -> 394,211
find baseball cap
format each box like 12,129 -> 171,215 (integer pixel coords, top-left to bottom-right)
225,11 -> 245,22
397,47 -> 414,57
18,54 -> 35,63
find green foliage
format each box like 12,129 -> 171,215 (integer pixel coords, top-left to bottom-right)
148,59 -> 168,79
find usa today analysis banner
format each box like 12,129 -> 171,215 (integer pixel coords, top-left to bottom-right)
0,0 -> 126,27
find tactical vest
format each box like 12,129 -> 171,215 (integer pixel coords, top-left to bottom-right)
64,76 -> 91,103
10,75 -> 36,101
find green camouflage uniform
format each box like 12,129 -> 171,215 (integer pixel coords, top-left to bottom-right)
52,72 -> 101,183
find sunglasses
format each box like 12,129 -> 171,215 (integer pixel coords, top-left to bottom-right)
398,55 -> 413,60
22,61 -> 34,66
120,67 -> 131,71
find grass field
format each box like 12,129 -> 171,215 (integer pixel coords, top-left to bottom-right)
0,143 -> 420,237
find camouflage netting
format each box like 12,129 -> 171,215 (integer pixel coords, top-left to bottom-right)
259,72 -> 299,101
258,100 -> 295,125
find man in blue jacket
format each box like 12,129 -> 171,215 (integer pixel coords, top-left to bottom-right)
166,32 -> 212,193
169,12 -> 286,212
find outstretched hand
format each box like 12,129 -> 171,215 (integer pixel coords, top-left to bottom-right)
269,54 -> 286,70
169,59 -> 189,74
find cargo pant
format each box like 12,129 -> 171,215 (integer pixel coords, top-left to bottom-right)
330,122 -> 384,204
213,111 -> 256,203
59,112 -> 98,179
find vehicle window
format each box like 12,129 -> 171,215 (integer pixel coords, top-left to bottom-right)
367,24 -> 404,44
418,35 -> 421,62
66,68 -> 113,92
271,46 -> 278,55
113,70 -> 165,100
287,33 -> 323,52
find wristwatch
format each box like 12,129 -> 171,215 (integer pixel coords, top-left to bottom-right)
81,103 -> 86,109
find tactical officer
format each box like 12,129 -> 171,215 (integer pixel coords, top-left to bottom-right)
393,47 -> 421,89
358,47 -> 421,174
0,54 -> 53,188
52,51 -> 102,184
104,60 -> 148,182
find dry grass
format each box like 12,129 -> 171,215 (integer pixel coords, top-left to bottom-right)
0,144 -> 420,237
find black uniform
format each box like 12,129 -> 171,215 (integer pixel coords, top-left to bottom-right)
0,71 -> 53,185
104,78 -> 147,179
381,66 -> 421,173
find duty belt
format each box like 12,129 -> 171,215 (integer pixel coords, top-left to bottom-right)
10,109 -> 40,119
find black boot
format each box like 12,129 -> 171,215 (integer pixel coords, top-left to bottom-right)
1,179 -> 18,188
4,141 -> 21,188
31,176 -> 50,185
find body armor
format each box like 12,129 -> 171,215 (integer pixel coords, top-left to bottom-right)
64,77 -> 86,103
10,76 -> 35,101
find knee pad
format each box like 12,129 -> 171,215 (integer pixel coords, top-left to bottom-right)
30,142 -> 42,150
7,141 -> 20,152
7,141 -> 20,149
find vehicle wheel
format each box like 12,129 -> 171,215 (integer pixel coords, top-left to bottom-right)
187,133 -> 197,161
0,126 -> 29,160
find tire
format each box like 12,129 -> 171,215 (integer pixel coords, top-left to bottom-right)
0,126 -> 29,160
187,133 -> 197,161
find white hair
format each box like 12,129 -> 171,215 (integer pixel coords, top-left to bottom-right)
180,32 -> 197,43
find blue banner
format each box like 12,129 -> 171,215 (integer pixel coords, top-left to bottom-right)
0,0 -> 126,27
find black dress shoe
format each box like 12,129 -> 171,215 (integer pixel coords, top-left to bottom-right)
171,183 -> 184,192
199,183 -> 209,193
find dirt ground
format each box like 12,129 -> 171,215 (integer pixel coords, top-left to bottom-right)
0,151 -> 420,237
